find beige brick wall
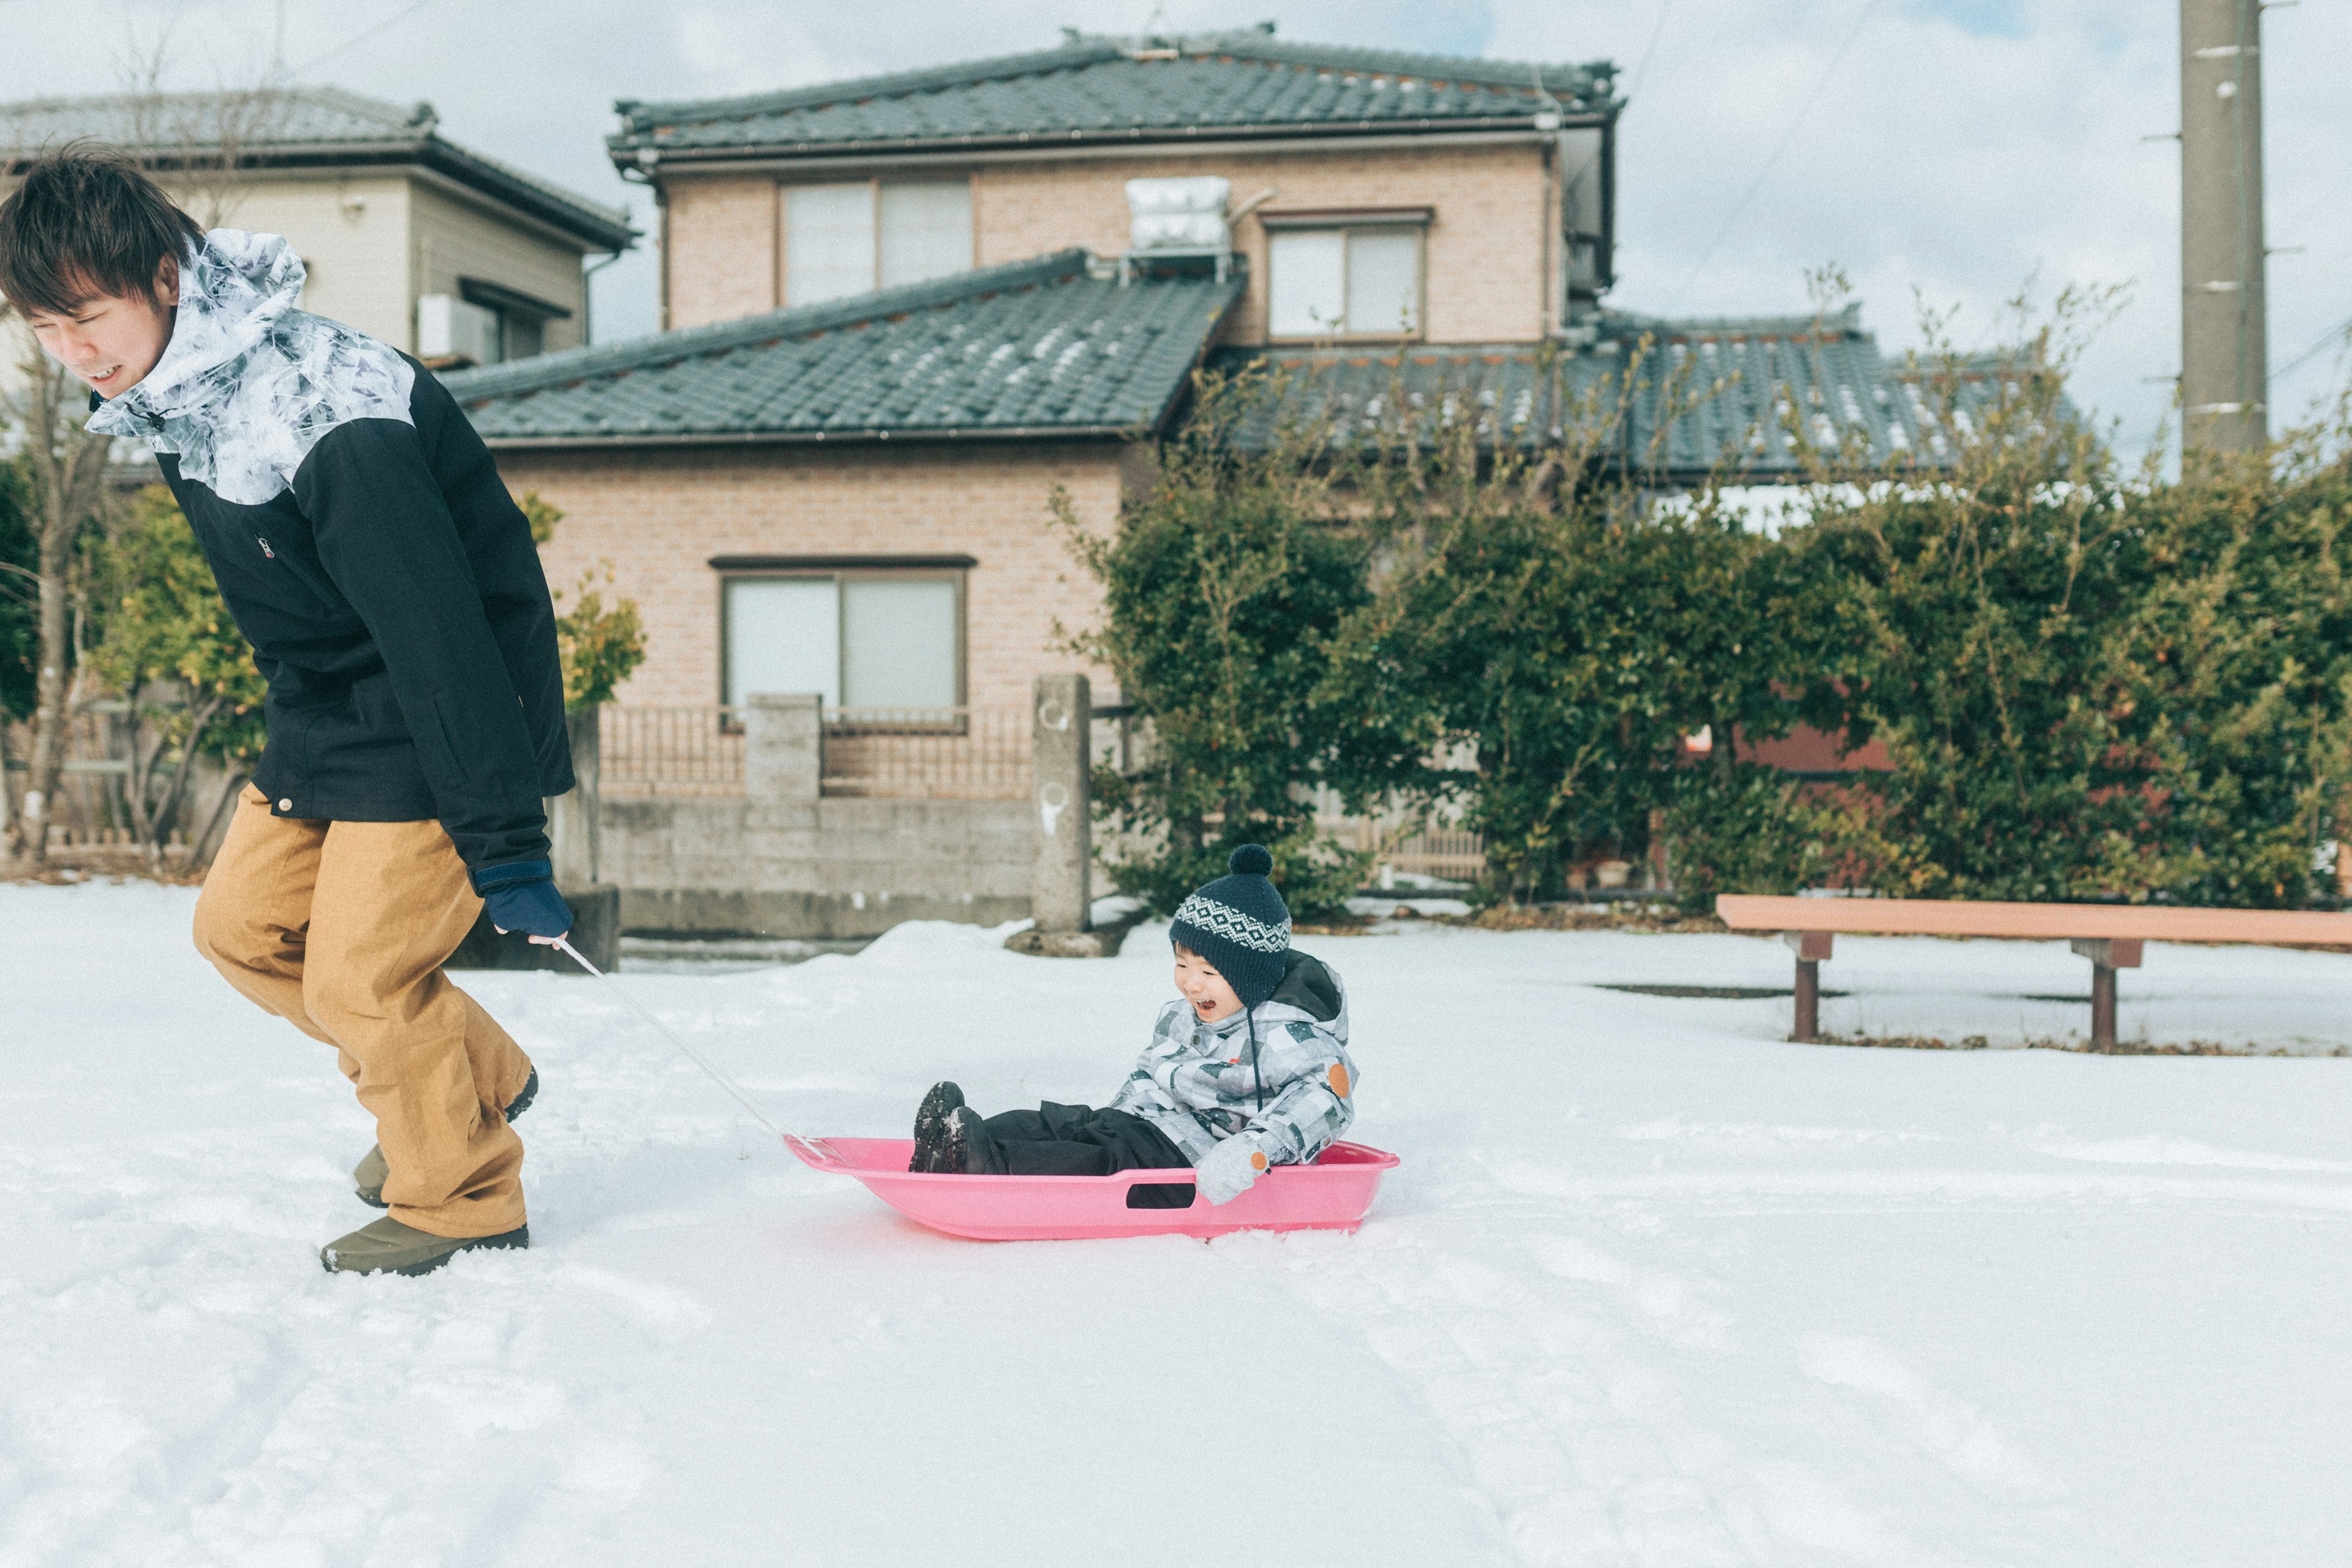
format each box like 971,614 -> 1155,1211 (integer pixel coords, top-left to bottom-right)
660,142 -> 1551,343
663,176 -> 777,329
499,441 -> 1125,711
976,143 -> 1551,345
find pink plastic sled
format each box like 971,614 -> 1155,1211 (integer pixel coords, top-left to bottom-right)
786,1136 -> 1400,1242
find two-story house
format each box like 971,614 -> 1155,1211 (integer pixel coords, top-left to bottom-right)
445,28 -> 1973,723
1,87 -> 636,369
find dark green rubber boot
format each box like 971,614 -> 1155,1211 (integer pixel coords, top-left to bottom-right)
320,1216 -> 529,1276
355,1068 -> 537,1208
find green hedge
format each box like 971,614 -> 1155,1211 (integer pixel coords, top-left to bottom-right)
1068,351 -> 2352,913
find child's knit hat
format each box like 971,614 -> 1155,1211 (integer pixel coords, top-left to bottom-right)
1169,844 -> 1291,1009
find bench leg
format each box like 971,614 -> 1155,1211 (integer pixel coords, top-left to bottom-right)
2089,963 -> 2117,1052
1782,931 -> 1833,1042
2068,938 -> 2141,1053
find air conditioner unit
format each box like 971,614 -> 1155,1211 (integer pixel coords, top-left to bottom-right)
417,293 -> 501,366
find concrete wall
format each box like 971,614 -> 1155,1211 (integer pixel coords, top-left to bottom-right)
608,793 -> 1034,937
658,139 -> 1553,343
595,692 -> 1074,939
499,441 -> 1135,710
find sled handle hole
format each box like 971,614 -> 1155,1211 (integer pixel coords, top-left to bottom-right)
1126,1182 -> 1197,1210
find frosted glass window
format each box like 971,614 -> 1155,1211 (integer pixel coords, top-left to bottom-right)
878,181 -> 973,290
841,578 -> 958,710
725,578 -> 839,707
1268,231 -> 1345,336
785,184 -> 876,306
1345,230 -> 1420,336
1270,227 -> 1423,337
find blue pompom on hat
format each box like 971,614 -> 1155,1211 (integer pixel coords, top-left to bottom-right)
1169,844 -> 1292,1009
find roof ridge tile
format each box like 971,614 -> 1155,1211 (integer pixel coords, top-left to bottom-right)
615,40 -> 1125,132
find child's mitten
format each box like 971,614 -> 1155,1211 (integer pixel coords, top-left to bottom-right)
1195,1134 -> 1271,1205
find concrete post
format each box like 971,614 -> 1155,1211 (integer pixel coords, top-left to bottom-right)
549,704 -> 601,888
744,693 -> 823,804
2180,0 -> 2267,453
458,703 -> 619,974
1030,674 -> 1091,932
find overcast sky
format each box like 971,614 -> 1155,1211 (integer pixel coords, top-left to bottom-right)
4,0 -> 2346,461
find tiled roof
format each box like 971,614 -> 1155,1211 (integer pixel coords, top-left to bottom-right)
1208,308 -> 2024,480
442,250 -> 1243,445
1,88 -> 635,250
1602,307 -> 2019,475
609,29 -> 1614,164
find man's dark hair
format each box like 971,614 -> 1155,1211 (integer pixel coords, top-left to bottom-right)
0,142 -> 203,317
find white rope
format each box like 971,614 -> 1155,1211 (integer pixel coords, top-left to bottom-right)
552,938 -> 839,1164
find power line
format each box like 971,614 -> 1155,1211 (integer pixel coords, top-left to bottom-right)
295,0 -> 442,73
1661,0 -> 1884,314
2269,311 -> 2352,386
1624,0 -> 1675,108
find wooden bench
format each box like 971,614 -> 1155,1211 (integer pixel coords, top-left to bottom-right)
1716,895 -> 2352,1048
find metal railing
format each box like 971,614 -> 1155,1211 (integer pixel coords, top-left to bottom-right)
821,707 -> 1031,800
598,706 -> 745,797
591,701 -> 1482,872
596,704 -> 1033,801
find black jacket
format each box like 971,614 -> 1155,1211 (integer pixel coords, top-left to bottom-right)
152,361 -> 571,870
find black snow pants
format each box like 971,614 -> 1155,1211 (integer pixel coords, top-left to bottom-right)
970,1102 -> 1196,1208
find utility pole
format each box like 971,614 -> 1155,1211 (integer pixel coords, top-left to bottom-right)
2179,0 -> 2267,454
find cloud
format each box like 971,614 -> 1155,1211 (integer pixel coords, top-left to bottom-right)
7,0 -> 2344,458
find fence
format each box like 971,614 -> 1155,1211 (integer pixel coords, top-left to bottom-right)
820,707 -> 1031,801
2,701 -> 240,859
1303,780 -> 1488,886
598,706 -> 745,797
1317,811 -> 1489,885
598,704 -> 1032,801
592,701 -> 1488,882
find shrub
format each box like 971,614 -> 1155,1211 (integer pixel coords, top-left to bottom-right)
1054,371 -> 1382,918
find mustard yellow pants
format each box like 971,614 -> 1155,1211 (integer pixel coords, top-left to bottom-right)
193,785 -> 533,1238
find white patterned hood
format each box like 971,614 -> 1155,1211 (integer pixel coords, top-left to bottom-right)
87,228 -> 413,505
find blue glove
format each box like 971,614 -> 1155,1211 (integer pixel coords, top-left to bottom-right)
1194,1133 -> 1272,1206
471,859 -> 572,941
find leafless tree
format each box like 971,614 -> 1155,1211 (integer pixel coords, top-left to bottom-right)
1,45 -> 288,866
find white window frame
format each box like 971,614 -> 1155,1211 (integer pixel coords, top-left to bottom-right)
1262,213 -> 1430,342
780,178 -> 976,306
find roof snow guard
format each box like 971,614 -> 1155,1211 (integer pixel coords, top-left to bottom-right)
608,28 -> 1616,167
1210,307 -> 2041,481
0,88 -> 636,251
441,249 -> 1245,447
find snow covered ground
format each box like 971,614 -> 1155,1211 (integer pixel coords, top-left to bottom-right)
4,883 -> 2350,1567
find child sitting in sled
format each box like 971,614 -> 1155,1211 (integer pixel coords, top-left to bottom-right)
908,845 -> 1358,1207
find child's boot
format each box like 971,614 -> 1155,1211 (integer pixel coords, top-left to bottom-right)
908,1081 -> 965,1172
941,1106 -> 1006,1175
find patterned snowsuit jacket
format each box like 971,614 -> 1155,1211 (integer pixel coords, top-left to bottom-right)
1110,949 -> 1359,1166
